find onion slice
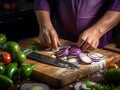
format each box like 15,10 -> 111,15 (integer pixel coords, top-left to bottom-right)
78,53 -> 92,64
68,47 -> 81,56
67,58 -> 79,65
20,83 -> 50,90
55,49 -> 69,57
87,52 -> 106,62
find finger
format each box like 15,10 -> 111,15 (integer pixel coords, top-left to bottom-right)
44,30 -> 52,45
39,36 -> 47,47
87,42 -> 98,51
77,35 -> 87,47
81,38 -> 92,51
82,42 -> 91,51
57,39 -> 61,47
50,34 -> 58,49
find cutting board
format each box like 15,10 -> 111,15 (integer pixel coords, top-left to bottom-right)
104,43 -> 120,53
18,37 -> 120,88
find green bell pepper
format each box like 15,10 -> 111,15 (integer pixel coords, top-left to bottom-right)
0,63 -> 5,74
0,74 -> 13,87
18,64 -> 35,78
4,62 -> 18,79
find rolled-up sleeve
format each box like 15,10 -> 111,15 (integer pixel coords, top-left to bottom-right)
34,0 -> 50,12
109,0 -> 120,12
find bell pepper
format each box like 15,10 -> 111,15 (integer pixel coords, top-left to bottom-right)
18,64 -> 35,78
4,62 -> 18,79
0,63 -> 5,74
0,74 -> 13,87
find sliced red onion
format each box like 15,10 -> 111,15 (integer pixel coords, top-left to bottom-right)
67,55 -> 78,59
69,47 -> 82,56
78,53 -> 92,64
55,49 -> 69,57
67,58 -> 79,65
87,52 -> 106,62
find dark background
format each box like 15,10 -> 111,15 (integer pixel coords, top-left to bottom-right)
0,0 -> 39,41
0,0 -> 120,45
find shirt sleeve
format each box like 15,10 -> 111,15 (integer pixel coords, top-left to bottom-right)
33,0 -> 50,12
109,0 -> 120,12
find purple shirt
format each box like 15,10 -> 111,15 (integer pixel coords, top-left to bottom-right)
34,0 -> 120,48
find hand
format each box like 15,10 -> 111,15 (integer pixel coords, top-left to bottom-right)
39,26 -> 61,49
77,28 -> 101,51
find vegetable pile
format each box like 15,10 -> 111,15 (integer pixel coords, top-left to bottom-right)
103,63 -> 120,83
54,45 -> 106,65
74,80 -> 120,90
0,33 -> 35,88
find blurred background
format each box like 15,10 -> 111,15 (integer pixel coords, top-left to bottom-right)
0,0 -> 120,47
0,0 -> 39,41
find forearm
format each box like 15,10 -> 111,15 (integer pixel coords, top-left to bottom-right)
91,11 -> 120,38
35,10 -> 53,30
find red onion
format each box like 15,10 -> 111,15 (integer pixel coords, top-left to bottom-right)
68,47 -> 82,56
20,83 -> 50,90
55,49 -> 69,57
67,57 -> 79,65
67,55 -> 78,58
87,52 -> 106,62
78,53 -> 92,64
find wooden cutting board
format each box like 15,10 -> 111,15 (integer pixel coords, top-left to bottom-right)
104,43 -> 120,53
18,37 -> 120,88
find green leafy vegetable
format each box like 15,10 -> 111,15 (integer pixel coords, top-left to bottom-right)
83,80 -> 120,90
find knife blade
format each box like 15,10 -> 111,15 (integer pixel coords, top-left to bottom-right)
22,49 -> 80,69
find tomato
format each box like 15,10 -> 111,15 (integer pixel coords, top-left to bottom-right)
0,52 -> 12,64
13,51 -> 27,64
2,41 -> 20,54
107,63 -> 119,69
0,33 -> 7,45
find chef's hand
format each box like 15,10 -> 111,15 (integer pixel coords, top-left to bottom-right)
39,26 -> 61,49
77,28 -> 101,51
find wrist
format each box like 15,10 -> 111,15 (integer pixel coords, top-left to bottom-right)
40,23 -> 54,31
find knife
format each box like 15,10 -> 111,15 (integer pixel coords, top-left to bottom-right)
22,49 -> 80,69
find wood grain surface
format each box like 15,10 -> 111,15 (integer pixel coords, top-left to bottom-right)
18,37 -> 120,88
104,43 -> 120,53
